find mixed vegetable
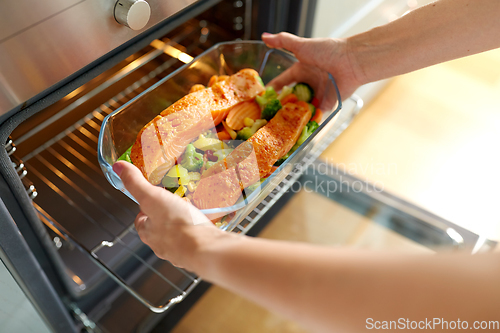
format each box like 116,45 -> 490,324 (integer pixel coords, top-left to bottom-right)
117,74 -> 323,206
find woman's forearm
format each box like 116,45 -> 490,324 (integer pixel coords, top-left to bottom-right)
196,235 -> 500,332
349,0 -> 500,84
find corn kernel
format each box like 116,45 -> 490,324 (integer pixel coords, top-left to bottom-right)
188,172 -> 201,181
187,181 -> 198,192
243,117 -> 255,127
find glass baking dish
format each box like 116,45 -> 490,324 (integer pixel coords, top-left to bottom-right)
98,41 -> 342,225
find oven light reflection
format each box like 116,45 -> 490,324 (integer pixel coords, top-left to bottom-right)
150,39 -> 193,64
72,274 -> 86,290
63,86 -> 85,101
178,52 -> 194,64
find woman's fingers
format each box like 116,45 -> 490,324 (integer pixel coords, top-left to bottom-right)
262,32 -> 361,102
266,66 -> 296,91
113,161 -> 178,216
262,33 -> 331,68
262,32 -> 306,55
134,211 -> 148,236
113,161 -> 159,203
114,160 -> 211,226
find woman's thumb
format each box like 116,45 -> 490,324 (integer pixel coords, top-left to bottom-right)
113,161 -> 165,207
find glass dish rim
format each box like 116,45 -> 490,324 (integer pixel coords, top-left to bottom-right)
97,40 -> 342,214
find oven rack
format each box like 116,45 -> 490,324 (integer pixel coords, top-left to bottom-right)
10,20 -> 229,313
31,94 -> 364,314
13,18 -> 363,312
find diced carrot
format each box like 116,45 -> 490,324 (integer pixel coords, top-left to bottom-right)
217,75 -> 229,82
217,129 -> 232,141
208,75 -> 218,87
225,100 -> 261,130
212,110 -> 227,126
311,108 -> 323,123
280,93 -> 299,105
311,97 -> 320,108
189,84 -> 205,94
222,120 -> 237,139
210,215 -> 224,224
295,101 -> 310,109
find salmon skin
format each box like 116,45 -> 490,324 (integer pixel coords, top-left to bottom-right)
192,102 -> 311,210
130,69 -> 264,185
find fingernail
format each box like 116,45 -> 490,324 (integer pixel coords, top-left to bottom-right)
113,162 -> 124,177
262,32 -> 272,37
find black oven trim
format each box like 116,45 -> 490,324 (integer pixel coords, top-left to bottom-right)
0,199 -> 77,333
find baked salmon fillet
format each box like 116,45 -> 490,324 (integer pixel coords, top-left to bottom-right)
248,101 -> 311,178
193,142 -> 259,210
192,102 -> 311,210
130,69 -> 264,185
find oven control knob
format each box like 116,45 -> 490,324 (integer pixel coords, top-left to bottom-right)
114,0 -> 151,30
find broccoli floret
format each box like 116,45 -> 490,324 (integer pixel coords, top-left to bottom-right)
204,161 -> 216,171
277,85 -> 294,101
236,119 -> 268,140
163,164 -> 190,188
165,187 -> 178,194
180,144 -> 203,171
294,121 -> 319,148
274,121 -> 320,166
236,127 -> 254,141
255,87 -> 277,109
117,146 -> 132,163
246,178 -> 265,193
162,176 -> 179,188
293,82 -> 314,102
213,149 -> 234,161
256,76 -> 265,87
307,103 -> 316,119
275,153 -> 289,166
261,99 -> 282,120
255,86 -> 282,120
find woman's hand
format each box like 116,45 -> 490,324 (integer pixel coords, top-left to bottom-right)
261,32 -> 365,102
113,161 -> 229,271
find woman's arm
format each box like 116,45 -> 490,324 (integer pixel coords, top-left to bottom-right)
262,0 -> 500,99
115,161 -> 500,332
199,237 -> 500,332
349,0 -> 500,83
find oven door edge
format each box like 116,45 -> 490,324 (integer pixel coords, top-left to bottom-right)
0,198 -> 77,333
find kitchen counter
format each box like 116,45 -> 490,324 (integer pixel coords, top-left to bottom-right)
321,47 -> 500,242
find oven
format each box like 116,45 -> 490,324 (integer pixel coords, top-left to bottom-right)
0,1 -> 489,332
0,1 -> 321,332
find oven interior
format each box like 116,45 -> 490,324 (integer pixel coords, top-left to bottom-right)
6,2 -> 263,331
